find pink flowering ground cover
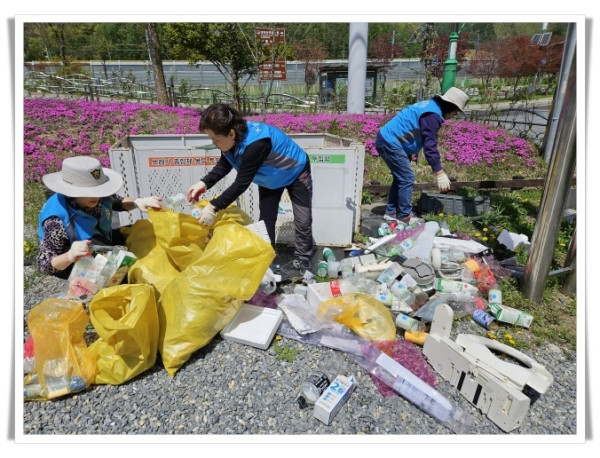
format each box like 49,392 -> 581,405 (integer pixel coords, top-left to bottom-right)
23,98 -> 545,183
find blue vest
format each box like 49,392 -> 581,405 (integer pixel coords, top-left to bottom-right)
379,99 -> 443,154
38,193 -> 113,244
223,122 -> 307,189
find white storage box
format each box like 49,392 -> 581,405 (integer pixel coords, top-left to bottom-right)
313,374 -> 356,425
109,133 -> 364,246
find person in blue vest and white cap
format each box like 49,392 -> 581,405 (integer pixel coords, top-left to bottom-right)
375,86 -> 469,224
37,156 -> 163,278
187,103 -> 314,272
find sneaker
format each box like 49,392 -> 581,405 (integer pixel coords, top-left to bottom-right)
383,213 -> 401,222
292,258 -> 311,272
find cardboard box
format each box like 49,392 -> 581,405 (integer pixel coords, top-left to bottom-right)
220,303 -> 283,350
313,374 -> 356,425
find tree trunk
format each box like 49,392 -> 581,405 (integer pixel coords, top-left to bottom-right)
145,23 -> 170,106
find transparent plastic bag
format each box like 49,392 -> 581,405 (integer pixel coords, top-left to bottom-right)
23,299 -> 96,401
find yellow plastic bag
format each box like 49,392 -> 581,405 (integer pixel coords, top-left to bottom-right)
317,293 -> 397,342
23,299 -> 97,401
126,202 -> 253,296
158,219 -> 275,377
88,284 -> 159,385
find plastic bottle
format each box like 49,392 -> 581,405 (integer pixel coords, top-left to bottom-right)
448,296 -> 487,318
378,222 -> 392,236
322,247 -> 336,262
317,260 -> 328,277
296,372 -> 330,409
339,257 -> 355,278
488,287 -> 502,305
389,280 -> 416,307
395,312 -> 426,332
434,278 -> 479,296
376,262 -> 403,286
327,260 -> 341,278
163,193 -> 187,209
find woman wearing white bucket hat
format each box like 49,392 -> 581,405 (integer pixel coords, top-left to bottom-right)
37,156 -> 163,278
375,86 -> 468,224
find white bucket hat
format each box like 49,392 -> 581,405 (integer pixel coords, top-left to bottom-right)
435,87 -> 469,112
42,156 -> 123,198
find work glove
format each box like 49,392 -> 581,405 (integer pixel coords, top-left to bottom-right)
435,171 -> 451,192
187,180 -> 207,203
196,203 -> 217,227
134,196 -> 163,212
67,240 -> 91,263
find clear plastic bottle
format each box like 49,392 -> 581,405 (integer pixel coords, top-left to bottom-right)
339,257 -> 355,278
163,193 -> 187,210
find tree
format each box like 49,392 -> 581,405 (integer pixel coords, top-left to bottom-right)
368,33 -> 402,102
496,35 -> 545,96
145,23 -> 170,107
465,40 -> 503,95
293,37 -> 327,98
163,23 -> 257,110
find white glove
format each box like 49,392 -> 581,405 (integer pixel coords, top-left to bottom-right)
67,240 -> 91,263
187,180 -> 207,203
196,204 -> 217,227
134,196 -> 163,212
435,172 -> 451,192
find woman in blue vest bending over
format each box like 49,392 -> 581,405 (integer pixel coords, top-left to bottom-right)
376,87 -> 469,224
38,156 -> 162,278
187,103 -> 314,272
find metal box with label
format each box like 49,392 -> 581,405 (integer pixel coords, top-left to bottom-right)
109,133 -> 364,246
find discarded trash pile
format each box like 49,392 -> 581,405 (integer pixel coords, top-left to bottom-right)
22,206 -> 553,435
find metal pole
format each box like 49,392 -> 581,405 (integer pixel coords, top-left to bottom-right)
347,23 -> 368,114
441,23 -> 459,93
543,23 -> 576,162
521,36 -> 577,302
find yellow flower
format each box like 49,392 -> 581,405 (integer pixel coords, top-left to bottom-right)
504,333 -> 513,340
475,232 -> 481,237
438,213 -> 444,217
275,335 -> 282,341
483,227 -> 488,232
482,237 -> 488,242
560,243 -> 566,247
487,332 -> 497,339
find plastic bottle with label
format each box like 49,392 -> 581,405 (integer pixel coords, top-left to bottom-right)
395,312 -> 426,332
434,278 -> 479,296
317,260 -> 329,277
389,280 -> 416,308
322,247 -> 336,262
296,372 -> 330,409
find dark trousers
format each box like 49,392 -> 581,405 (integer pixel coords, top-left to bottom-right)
258,162 -> 314,260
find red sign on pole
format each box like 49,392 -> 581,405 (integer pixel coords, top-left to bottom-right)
255,27 -> 287,81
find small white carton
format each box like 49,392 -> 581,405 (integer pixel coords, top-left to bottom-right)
313,374 -> 356,425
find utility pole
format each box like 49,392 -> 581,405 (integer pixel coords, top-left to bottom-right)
441,23 -> 461,94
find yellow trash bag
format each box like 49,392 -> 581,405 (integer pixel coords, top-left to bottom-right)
317,293 -> 396,342
158,219 -> 275,377
23,299 -> 97,401
88,284 -> 159,385
126,202 -> 253,296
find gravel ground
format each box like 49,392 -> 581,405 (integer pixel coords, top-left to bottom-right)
16,212 -> 581,449
19,262 -> 578,441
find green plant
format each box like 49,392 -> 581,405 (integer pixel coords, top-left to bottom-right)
361,189 -> 375,205
272,343 -> 301,362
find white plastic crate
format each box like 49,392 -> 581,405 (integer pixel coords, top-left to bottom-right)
109,133 -> 364,246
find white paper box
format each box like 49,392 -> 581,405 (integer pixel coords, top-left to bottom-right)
220,303 -> 283,350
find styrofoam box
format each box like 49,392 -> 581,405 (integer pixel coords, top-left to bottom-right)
306,281 -> 358,308
220,303 -> 283,350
